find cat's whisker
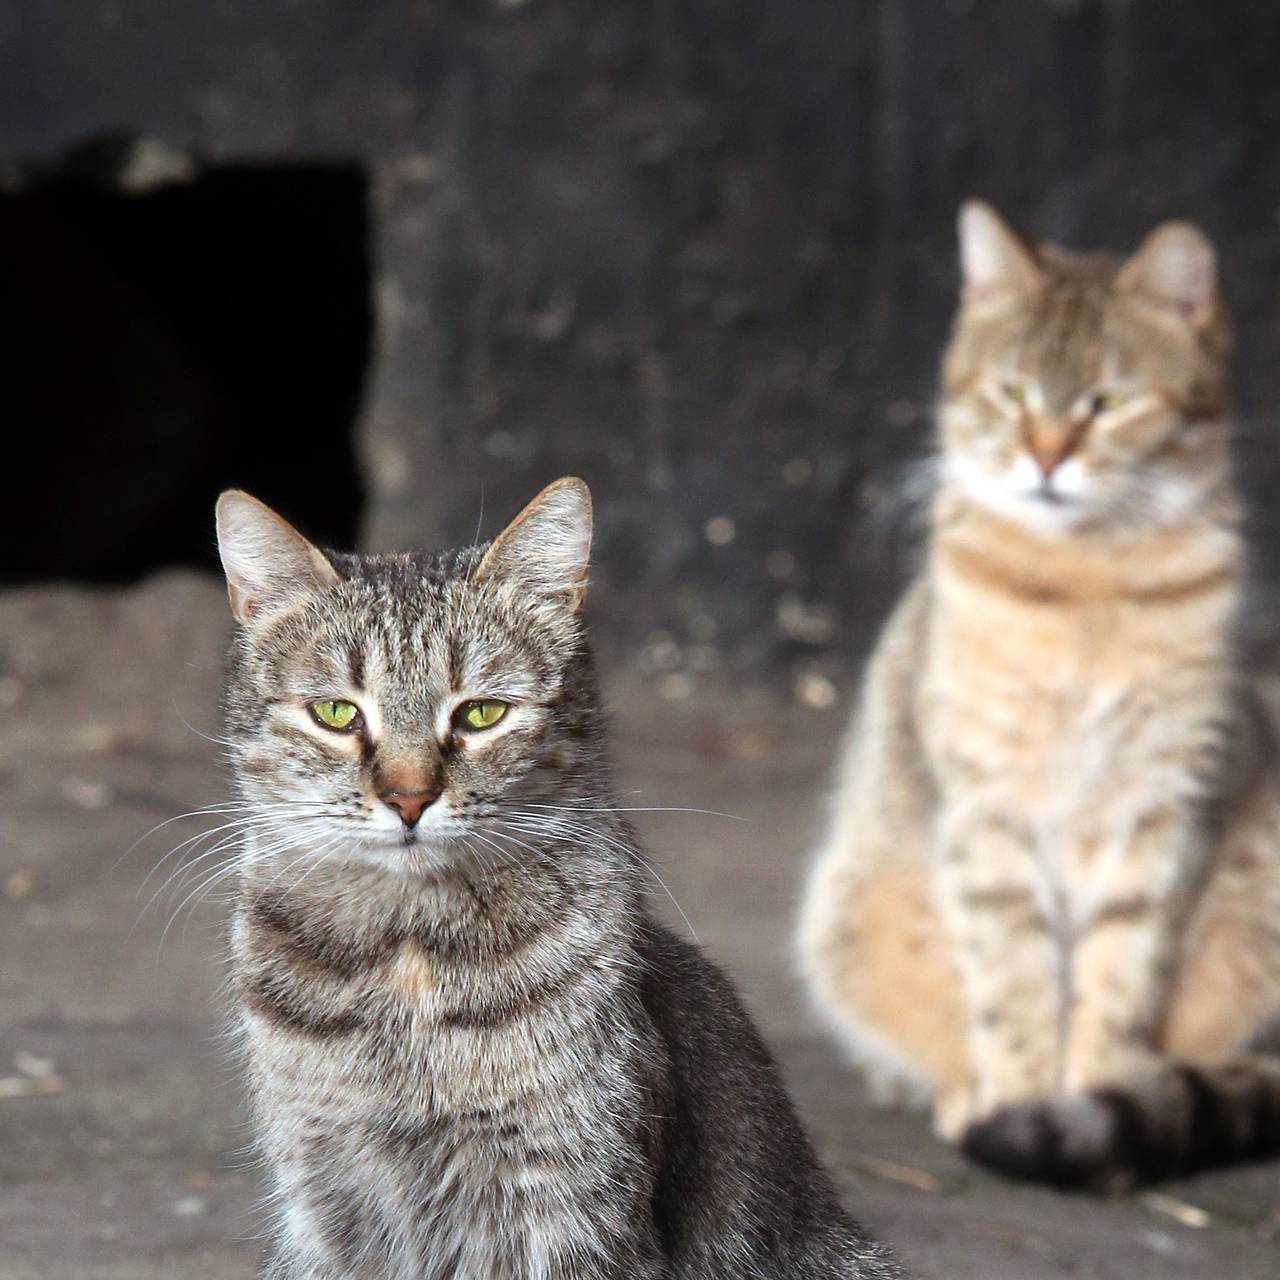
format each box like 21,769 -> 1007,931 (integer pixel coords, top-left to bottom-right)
114,802 -> 284,874
514,800 -> 746,822
454,835 -> 508,879
169,700 -> 240,750
475,827 -> 549,871
145,821 -> 329,940
454,487 -> 488,630
141,838 -> 251,919
137,816 -> 282,894
241,831 -> 351,905
154,865 -> 242,966
138,810 -> 331,917
491,814 -> 701,943
149,826 -> 301,907
462,830 -> 523,876
157,830 -> 340,958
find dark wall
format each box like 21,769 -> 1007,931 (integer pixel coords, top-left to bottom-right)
6,1 -> 1280,674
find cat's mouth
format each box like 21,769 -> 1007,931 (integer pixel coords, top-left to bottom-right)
368,826 -> 440,853
344,828 -> 512,884
341,829 -> 466,880
1032,484 -> 1070,506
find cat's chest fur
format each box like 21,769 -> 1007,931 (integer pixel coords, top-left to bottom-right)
233,870 -> 665,1280
920,545 -> 1237,824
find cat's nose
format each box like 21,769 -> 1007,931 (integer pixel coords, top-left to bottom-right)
1028,423 -> 1083,479
1031,439 -> 1073,479
378,787 -> 440,829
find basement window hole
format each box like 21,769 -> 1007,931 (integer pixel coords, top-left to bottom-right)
0,134 -> 373,583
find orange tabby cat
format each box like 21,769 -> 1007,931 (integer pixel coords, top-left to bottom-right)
800,201 -> 1280,1188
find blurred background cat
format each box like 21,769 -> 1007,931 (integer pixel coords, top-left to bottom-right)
801,203 -> 1280,1190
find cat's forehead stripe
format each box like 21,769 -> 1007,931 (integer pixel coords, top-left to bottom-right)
347,644 -> 365,691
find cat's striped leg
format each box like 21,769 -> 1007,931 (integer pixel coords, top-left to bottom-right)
1064,807 -> 1197,1092
934,810 -> 1062,1139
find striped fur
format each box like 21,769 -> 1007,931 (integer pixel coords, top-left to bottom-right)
216,481 -> 901,1278
800,204 -> 1280,1190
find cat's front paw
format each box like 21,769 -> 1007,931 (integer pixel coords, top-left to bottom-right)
933,1074 -> 1054,1144
960,1093 -> 1136,1192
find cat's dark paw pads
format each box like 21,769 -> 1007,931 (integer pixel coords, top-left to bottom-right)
961,1094 -> 1134,1193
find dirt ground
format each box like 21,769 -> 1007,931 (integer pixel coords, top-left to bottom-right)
2,574 -> 1278,1280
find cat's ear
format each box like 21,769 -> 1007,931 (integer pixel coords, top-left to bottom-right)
215,490 -> 340,624
958,199 -> 1042,303
1115,221 -> 1218,329
475,477 -> 593,613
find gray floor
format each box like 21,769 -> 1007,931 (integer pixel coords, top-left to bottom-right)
2,575 -> 1278,1279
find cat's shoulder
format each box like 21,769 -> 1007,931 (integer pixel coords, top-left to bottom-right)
635,919 -> 781,1074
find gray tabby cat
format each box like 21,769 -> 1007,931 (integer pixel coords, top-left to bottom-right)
214,479 -> 901,1280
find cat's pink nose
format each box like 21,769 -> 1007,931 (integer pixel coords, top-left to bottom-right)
1030,440 -> 1071,479
378,788 -> 440,829
1028,423 -> 1084,480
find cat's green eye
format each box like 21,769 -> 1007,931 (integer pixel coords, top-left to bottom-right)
1001,381 -> 1028,406
310,699 -> 361,731
457,699 -> 509,731
1090,389 -> 1128,415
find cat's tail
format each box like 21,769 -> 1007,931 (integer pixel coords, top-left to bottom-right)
961,1055 -> 1280,1191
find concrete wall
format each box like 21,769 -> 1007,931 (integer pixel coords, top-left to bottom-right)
6,0 -> 1280,675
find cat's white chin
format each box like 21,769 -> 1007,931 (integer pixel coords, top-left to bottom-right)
344,828 -> 510,880
344,837 -> 462,879
947,457 -> 1095,537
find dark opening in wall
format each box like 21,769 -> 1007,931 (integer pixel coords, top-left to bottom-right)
0,136 -> 372,583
